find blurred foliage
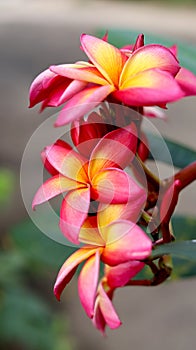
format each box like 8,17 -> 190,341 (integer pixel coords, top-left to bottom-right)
157,215 -> 196,279
147,133 -> 196,168
0,168 -> 74,350
136,215 -> 196,281
0,168 -> 14,208
0,224 -> 75,349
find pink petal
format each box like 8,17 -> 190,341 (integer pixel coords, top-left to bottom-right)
81,34 -> 126,87
44,79 -> 87,107
176,67 -> 196,96
114,69 -> 184,106
59,187 -> 90,244
45,143 -> 88,183
97,185 -> 146,227
102,220 -> 152,265
137,131 -> 150,161
32,175 -> 81,210
160,180 -> 180,224
40,80 -> 73,108
106,261 -> 145,288
55,85 -> 114,126
89,123 -> 137,179
71,113 -> 109,158
41,139 -> 72,176
92,302 -> 106,335
78,251 -> 100,318
79,216 -> 105,246
143,106 -> 166,120
55,79 -> 88,105
29,69 -> 70,107
91,168 -> 139,204
132,34 -> 144,51
120,44 -> 180,86
51,63 -> 108,86
29,69 -> 56,107
54,247 -> 97,301
98,283 -> 121,330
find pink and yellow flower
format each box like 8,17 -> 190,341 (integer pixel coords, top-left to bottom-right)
32,124 -> 146,244
53,205 -> 152,325
29,33 -> 196,126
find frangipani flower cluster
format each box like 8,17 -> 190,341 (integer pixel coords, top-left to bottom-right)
29,33 -> 196,126
30,32 -> 196,334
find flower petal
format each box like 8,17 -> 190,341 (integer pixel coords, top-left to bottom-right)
91,168 -> 139,204
102,220 -> 152,265
98,283 -> 121,330
40,80 -> 74,108
115,69 -> 184,106
120,44 -> 180,86
105,261 -> 145,288
143,106 -> 166,119
92,302 -> 106,335
52,79 -> 88,106
98,184 -> 146,227
71,112 -> 109,158
45,143 -> 88,183
41,140 -> 70,176
54,247 -> 97,301
78,251 -> 100,318
79,216 -> 105,246
176,67 -> 196,96
81,34 -> 126,87
55,85 -> 114,126
89,123 -> 137,179
51,63 -> 108,85
132,33 -> 144,51
29,69 -> 70,107
32,174 -> 82,210
59,187 -> 90,244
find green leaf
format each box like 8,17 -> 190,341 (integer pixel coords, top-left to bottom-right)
153,215 -> 196,279
137,215 -> 196,280
152,240 -> 196,261
147,133 -> 196,168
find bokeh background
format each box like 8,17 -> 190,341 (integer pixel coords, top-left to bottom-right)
1,0 -> 196,349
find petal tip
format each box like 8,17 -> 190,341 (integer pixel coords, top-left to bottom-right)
54,286 -> 61,301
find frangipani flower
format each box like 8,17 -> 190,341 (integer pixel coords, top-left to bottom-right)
32,124 -> 144,244
53,209 -> 152,321
29,33 -> 194,126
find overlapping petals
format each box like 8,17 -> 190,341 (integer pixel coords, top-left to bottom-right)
28,33 -> 196,126
33,124 -> 143,244
91,260 -> 145,333
29,31 -> 196,335
53,208 -> 152,324
92,280 -> 121,334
